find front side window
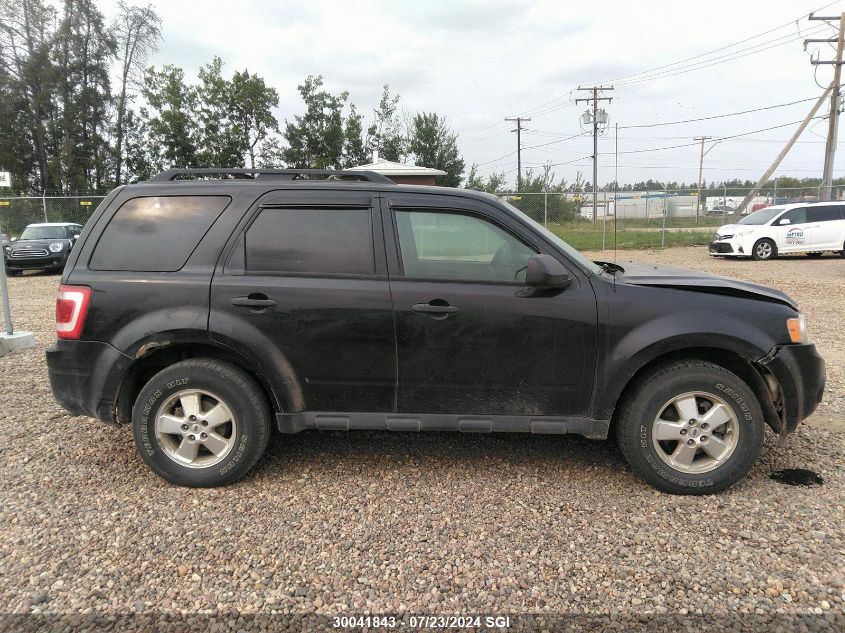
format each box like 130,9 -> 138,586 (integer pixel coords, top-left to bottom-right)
90,196 -> 230,272
245,207 -> 374,275
738,207 -> 783,225
806,205 -> 843,223
778,207 -> 807,225
394,209 -> 537,283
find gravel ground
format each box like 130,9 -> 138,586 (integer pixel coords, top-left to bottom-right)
0,247 -> 843,631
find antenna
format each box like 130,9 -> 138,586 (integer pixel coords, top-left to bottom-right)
613,122 -> 618,277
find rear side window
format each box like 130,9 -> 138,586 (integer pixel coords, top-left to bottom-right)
90,196 -> 230,272
806,205 -> 843,222
245,207 -> 374,275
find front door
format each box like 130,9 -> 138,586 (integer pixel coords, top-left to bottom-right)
209,190 -> 396,413
773,206 -> 812,253
382,193 -> 597,417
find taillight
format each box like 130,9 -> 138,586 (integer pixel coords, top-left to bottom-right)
56,285 -> 91,340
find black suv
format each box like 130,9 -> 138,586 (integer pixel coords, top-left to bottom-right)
46,169 -> 825,494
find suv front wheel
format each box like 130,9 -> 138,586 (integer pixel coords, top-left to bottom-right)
132,359 -> 271,487
615,360 -> 764,495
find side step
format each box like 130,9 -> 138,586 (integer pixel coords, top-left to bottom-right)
276,411 -> 609,439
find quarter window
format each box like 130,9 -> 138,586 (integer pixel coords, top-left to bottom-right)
90,196 -> 230,272
245,207 -> 374,275
394,209 -> 537,283
806,205 -> 843,222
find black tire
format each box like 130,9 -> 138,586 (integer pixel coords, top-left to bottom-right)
132,359 -> 271,487
751,238 -> 776,261
615,360 -> 765,495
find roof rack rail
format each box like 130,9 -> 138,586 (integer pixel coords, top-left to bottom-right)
148,168 -> 395,185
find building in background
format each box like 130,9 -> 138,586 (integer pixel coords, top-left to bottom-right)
348,151 -> 446,185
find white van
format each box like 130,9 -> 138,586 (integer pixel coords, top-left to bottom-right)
710,201 -> 845,260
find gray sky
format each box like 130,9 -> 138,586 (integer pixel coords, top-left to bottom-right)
100,0 -> 845,189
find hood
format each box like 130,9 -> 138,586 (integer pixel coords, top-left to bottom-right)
715,223 -> 757,237
11,237 -> 72,248
618,261 -> 797,309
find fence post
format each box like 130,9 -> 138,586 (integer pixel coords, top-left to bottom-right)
661,189 -> 667,248
543,190 -> 548,227
0,224 -> 12,335
41,190 -> 48,222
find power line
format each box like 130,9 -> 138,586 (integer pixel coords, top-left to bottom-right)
619,96 -> 820,129
615,117 -> 828,155
612,24 -> 830,86
599,1 -> 840,84
512,3 -> 837,120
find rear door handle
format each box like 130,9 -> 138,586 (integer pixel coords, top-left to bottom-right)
231,295 -> 277,308
412,302 -> 458,315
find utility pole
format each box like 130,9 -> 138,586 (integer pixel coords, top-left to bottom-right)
729,82 -> 833,221
504,116 -> 531,191
694,136 -> 712,223
576,86 -> 613,224
809,12 -> 845,200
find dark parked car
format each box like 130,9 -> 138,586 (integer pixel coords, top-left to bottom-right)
46,169 -> 825,494
4,222 -> 83,275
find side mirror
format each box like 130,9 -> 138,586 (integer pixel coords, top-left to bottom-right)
73,234 -> 79,240
778,218 -> 791,225
524,254 -> 571,289
10,237 -> 17,242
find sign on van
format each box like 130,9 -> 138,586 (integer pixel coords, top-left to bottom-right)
0,172 -> 10,188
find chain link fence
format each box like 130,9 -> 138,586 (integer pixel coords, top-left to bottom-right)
500,185 -> 845,251
1,186 -> 843,251
0,195 -> 105,238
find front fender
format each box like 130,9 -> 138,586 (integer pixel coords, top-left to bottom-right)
593,283 -> 792,419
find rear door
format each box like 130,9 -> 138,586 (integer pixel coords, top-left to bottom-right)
209,190 -> 396,413
382,192 -> 597,417
806,205 -> 844,250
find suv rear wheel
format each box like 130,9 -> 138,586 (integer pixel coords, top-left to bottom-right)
132,359 -> 271,487
615,360 -> 764,495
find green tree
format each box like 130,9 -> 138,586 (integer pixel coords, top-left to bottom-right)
366,84 -> 405,161
111,0 -> 161,185
196,56 -> 243,168
0,0 -> 60,191
408,112 -> 465,187
341,103 -> 367,168
229,68 -> 279,168
55,0 -> 116,191
282,75 -> 350,169
465,164 -> 507,193
141,64 -> 199,169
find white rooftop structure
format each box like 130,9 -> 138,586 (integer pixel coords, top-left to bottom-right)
348,151 -> 446,177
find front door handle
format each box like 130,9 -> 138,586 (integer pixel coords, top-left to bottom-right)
231,295 -> 277,308
411,301 -> 458,319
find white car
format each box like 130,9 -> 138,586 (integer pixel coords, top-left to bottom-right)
709,201 -> 845,260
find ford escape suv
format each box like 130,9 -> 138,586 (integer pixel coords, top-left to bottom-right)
46,168 -> 825,494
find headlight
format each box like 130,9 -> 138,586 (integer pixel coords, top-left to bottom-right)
49,242 -> 64,253
786,314 -> 809,344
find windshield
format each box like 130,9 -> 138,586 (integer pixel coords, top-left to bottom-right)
738,207 -> 783,225
503,201 -> 602,275
20,226 -> 67,240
